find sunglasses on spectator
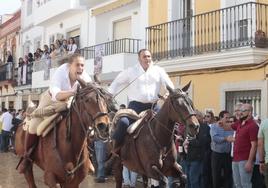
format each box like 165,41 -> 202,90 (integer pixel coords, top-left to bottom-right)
241,109 -> 250,112
205,115 -> 211,118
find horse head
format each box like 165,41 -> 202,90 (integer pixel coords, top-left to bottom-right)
73,79 -> 111,140
166,81 -> 199,137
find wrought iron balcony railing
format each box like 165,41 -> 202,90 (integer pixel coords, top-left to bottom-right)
0,63 -> 14,82
80,38 -> 141,60
13,63 -> 33,86
146,2 -> 268,60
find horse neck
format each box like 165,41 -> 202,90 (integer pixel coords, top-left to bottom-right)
152,99 -> 175,147
69,108 -> 87,153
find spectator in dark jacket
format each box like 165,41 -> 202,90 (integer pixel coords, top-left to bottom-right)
182,110 -> 210,188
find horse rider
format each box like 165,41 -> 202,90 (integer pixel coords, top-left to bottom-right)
108,48 -> 174,152
18,53 -> 92,173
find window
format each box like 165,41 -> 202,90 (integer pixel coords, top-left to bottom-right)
225,90 -> 261,116
1,102 -> 5,109
32,100 -> 39,107
8,101 -> 14,110
239,19 -> 248,41
67,28 -> 80,48
113,18 -> 132,40
34,37 -> 41,51
27,0 -> 33,16
49,35 -> 55,45
22,101 -> 28,110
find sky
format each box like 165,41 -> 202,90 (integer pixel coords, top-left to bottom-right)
0,0 -> 21,15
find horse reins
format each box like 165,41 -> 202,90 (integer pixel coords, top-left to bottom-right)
65,86 -> 110,176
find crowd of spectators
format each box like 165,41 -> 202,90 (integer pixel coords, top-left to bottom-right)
0,37 -> 78,85
0,108 -> 26,152
33,37 -> 78,61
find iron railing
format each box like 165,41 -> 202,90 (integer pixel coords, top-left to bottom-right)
80,38 -> 141,59
0,63 -> 14,81
146,2 -> 268,60
13,63 -> 33,86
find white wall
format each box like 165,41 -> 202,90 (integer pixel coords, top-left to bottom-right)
94,1 -> 142,45
85,53 -> 137,75
44,11 -> 86,45
32,68 -> 56,89
33,0 -> 82,25
21,26 -> 44,56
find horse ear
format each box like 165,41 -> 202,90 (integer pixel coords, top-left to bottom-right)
94,73 -> 101,84
166,85 -> 174,95
77,78 -> 87,88
181,81 -> 192,92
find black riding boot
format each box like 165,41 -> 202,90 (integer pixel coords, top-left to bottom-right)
17,133 -> 38,173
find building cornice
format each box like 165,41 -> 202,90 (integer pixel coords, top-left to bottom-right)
157,48 -> 268,74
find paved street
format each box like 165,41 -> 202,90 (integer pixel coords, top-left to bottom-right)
0,152 -> 115,188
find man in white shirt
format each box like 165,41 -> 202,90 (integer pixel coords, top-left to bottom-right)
18,53 -> 91,173
108,49 -> 174,150
0,109 -> 13,152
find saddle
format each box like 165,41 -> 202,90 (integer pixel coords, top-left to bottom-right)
23,102 -> 68,137
111,109 -> 155,135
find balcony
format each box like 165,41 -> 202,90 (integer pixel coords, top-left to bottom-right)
13,63 -> 33,88
80,38 -> 141,60
146,2 -> 268,61
0,63 -> 14,83
34,0 -> 86,25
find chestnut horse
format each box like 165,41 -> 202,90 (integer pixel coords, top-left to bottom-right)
112,83 -> 200,188
15,81 -> 111,188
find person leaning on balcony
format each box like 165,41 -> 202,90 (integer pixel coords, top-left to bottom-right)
67,37 -> 78,54
62,39 -> 68,54
17,53 -> 92,174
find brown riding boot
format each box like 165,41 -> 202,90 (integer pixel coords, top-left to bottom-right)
18,133 -> 38,174
111,139 -> 122,156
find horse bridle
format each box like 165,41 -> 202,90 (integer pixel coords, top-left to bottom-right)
169,92 -> 196,123
72,86 -> 109,139
150,91 -> 197,145
65,85 -> 110,177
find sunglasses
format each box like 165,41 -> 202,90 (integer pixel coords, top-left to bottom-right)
205,115 -> 211,118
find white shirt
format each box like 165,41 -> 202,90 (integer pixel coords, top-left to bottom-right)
108,63 -> 174,103
49,63 -> 92,101
67,44 -> 78,54
1,111 -> 13,132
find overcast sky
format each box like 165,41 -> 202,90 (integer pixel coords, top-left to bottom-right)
0,0 -> 21,15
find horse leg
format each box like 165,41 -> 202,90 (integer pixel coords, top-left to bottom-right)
24,164 -> 37,188
64,185 -> 78,188
171,162 -> 187,188
44,171 -> 60,188
113,157 -> 123,188
142,175 -> 148,188
151,165 -> 168,188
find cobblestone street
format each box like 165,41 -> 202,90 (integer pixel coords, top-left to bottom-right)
0,152 -> 115,188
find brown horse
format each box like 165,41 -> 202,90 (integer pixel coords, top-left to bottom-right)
112,82 -> 200,188
15,81 -> 111,188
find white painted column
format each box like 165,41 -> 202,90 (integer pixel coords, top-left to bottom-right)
15,94 -> 22,110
